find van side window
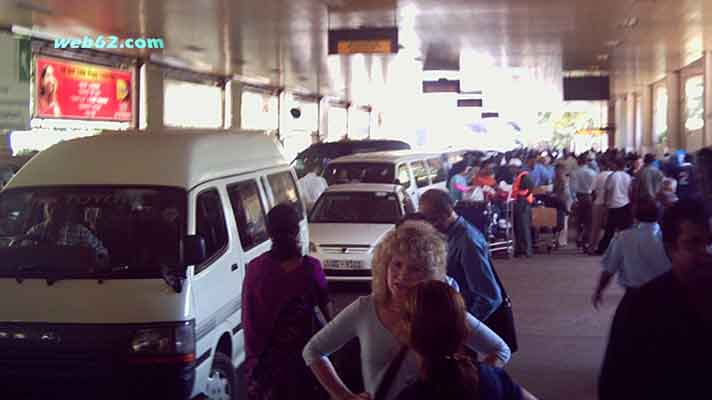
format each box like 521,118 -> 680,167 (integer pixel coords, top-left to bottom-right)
227,180 -> 268,251
427,158 -> 447,184
267,171 -> 304,219
397,164 -> 411,187
411,161 -> 431,188
195,189 -> 228,272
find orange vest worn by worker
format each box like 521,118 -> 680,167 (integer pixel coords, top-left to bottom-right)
512,171 -> 534,204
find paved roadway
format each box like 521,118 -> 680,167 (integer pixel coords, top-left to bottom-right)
328,246 -> 623,400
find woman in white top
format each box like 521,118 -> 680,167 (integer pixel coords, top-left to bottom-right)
303,221 -> 511,400
588,160 -> 613,253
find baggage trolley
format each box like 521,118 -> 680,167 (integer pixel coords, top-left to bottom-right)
455,199 -> 514,258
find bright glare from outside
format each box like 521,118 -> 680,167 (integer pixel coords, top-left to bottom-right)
163,80 -> 223,128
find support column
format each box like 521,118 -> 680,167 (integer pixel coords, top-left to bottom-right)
144,64 -> 165,132
229,81 -> 244,130
666,71 -> 682,150
641,85 -> 654,154
608,100 -> 615,150
318,97 -> 330,142
626,94 -> 636,151
705,51 -> 712,147
614,97 -> 626,149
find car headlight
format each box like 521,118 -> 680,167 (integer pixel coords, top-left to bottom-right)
309,241 -> 318,253
129,321 -> 195,358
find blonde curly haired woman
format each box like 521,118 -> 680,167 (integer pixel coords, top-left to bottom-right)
303,220 -> 511,400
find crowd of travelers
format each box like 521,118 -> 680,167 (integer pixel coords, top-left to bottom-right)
240,145 -> 711,400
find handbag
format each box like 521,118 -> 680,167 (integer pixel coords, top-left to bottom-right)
373,346 -> 408,400
483,258 -> 518,353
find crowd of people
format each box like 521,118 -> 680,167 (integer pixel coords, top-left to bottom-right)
239,145 -> 711,400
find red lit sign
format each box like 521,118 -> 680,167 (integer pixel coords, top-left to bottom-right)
35,57 -> 133,121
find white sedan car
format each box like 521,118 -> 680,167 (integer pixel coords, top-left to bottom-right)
308,183 -> 415,281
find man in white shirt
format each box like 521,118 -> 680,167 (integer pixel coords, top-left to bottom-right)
592,199 -> 671,308
298,164 -> 328,212
571,156 -> 597,250
596,158 -> 634,255
588,160 -> 613,253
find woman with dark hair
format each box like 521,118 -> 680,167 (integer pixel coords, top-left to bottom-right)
396,280 -> 536,400
242,203 -> 332,400
448,162 -> 473,203
38,64 -> 61,117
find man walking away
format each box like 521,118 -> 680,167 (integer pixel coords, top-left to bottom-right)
298,163 -> 328,212
589,160 -> 613,253
571,155 -> 597,251
598,199 -> 712,400
509,159 -> 535,258
635,154 -> 665,203
419,189 -> 503,321
592,199 -> 671,309
596,158 -> 633,255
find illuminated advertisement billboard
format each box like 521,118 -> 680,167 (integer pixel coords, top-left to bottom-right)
35,57 -> 132,121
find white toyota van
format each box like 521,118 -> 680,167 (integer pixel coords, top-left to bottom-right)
0,131 -> 307,399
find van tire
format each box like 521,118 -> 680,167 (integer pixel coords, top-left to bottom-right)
206,352 -> 236,400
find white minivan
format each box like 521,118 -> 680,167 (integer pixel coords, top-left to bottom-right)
322,150 -> 449,209
0,131 -> 307,399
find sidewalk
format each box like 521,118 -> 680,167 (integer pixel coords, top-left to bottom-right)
496,247 -> 623,400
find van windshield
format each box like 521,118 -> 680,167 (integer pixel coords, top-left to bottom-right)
323,163 -> 395,185
310,192 -> 402,224
0,186 -> 186,277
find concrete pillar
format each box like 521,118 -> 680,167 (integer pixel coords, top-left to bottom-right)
614,97 -> 626,149
229,81 -> 244,130
626,94 -> 636,151
641,85 -> 654,154
666,71 -> 682,150
143,64 -> 165,132
608,100 -> 615,150
705,51 -> 712,147
318,97 -> 329,142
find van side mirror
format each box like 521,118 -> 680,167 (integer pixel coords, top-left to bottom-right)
181,235 -> 207,267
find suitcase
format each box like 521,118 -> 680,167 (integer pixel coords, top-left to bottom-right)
531,206 -> 557,229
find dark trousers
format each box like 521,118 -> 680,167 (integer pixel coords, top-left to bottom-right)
576,193 -> 593,247
597,204 -> 634,254
513,198 -> 532,256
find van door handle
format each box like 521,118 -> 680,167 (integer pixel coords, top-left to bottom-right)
231,264 -> 239,272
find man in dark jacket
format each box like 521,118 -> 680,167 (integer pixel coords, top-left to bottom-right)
598,199 -> 712,400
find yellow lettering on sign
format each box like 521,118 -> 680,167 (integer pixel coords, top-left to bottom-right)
337,39 -> 392,54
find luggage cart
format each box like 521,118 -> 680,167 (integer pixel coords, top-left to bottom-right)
531,204 -> 560,253
455,199 -> 514,258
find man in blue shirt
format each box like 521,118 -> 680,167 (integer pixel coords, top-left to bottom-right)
525,155 -> 551,187
419,189 -> 503,321
592,199 -> 671,309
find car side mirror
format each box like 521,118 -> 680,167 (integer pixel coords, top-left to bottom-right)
394,179 -> 403,186
181,235 -> 207,267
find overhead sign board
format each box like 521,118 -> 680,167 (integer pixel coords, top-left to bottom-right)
35,57 -> 133,121
328,27 -> 398,55
422,79 -> 460,93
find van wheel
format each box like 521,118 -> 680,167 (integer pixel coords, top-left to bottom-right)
205,352 -> 236,400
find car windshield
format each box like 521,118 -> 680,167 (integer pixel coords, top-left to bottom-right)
0,186 -> 186,277
292,155 -> 327,178
323,163 -> 396,185
310,191 -> 402,224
